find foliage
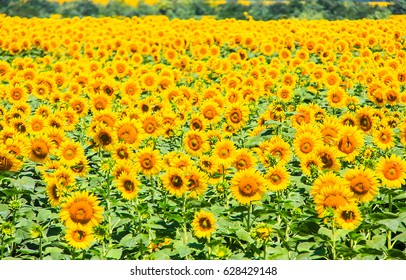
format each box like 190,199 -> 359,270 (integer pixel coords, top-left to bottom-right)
0,0 -> 395,20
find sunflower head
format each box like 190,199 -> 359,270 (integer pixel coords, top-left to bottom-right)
192,210 -> 216,239
251,223 -> 273,242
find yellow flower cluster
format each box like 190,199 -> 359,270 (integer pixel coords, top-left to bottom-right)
1,15 -> 406,247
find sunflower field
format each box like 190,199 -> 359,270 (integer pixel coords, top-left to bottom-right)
0,14 -> 405,260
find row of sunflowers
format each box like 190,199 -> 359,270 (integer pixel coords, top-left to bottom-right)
0,15 -> 405,259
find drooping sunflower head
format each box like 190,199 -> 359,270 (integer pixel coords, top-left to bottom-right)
192,210 -> 216,239
251,223 -> 273,242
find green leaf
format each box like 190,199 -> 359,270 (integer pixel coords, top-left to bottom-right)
106,248 -> 122,260
120,234 -> 138,248
172,241 -> 192,258
318,227 -> 333,240
245,136 -> 263,148
297,242 -> 314,253
393,232 -> 406,242
386,249 -> 406,260
144,224 -> 166,230
235,228 -> 254,243
366,234 -> 386,250
377,219 -> 400,232
369,212 -> 398,220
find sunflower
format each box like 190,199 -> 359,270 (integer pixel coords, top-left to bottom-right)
116,171 -> 139,200
198,155 -> 219,174
335,204 -> 362,230
319,116 -> 341,145
183,130 -> 209,157
336,126 -> 364,162
91,123 -> 116,151
5,135 -> 29,158
314,185 -> 355,218
45,178 -> 66,207
200,100 -> 221,124
90,93 -> 112,112
70,97 -> 88,118
161,168 -> 188,197
45,127 -> 66,149
225,102 -> 249,130
70,156 -> 90,178
326,87 -> 347,108
355,107 -> 375,134
233,148 -> 257,171
310,171 -> 344,197
57,139 -> 84,166
184,165 -> 208,198
293,131 -> 323,159
230,168 -> 267,205
344,167 -> 379,203
291,104 -> 315,128
300,154 -> 322,177
263,136 -> 292,166
134,147 -> 163,176
0,150 -> 22,172
60,191 -> 104,228
189,114 -> 207,131
115,118 -> 144,147
192,210 -> 216,239
29,135 -> 54,163
111,142 -> 134,162
65,225 -> 94,250
373,127 -> 395,150
140,72 -> 158,91
212,139 -> 236,167
277,85 -> 293,102
375,154 -> 406,189
265,164 -> 290,192
141,113 -> 162,137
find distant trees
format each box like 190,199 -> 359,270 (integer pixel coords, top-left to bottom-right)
0,0 -> 396,20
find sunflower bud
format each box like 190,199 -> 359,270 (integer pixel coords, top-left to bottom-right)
1,222 -> 15,236
30,225 -> 44,239
251,223 -> 273,242
8,199 -> 21,212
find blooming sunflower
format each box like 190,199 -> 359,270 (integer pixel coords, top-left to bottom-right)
57,139 -> 85,166
335,204 -> 362,230
60,191 -> 104,228
319,116 -> 342,145
161,167 -> 188,197
192,210 -> 216,239
300,153 -> 322,177
29,135 -> 55,163
65,225 -> 94,250
355,106 -> 375,134
314,185 -> 355,218
230,168 -> 267,205
336,125 -> 364,162
111,142 -> 134,162
212,139 -> 237,167
134,147 -> 163,176
91,123 -> 116,151
225,102 -> 249,130
184,165 -> 208,198
116,171 -> 139,200
115,118 -> 144,146
183,130 -> 209,157
293,131 -> 323,159
0,150 -> 22,172
45,178 -> 66,207
233,148 -> 257,171
375,154 -> 406,189
315,145 -> 341,172
310,171 -> 344,198
373,127 -> 395,150
344,167 -> 379,203
265,164 -> 290,192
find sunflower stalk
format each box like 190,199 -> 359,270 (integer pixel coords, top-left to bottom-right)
331,218 -> 337,260
39,236 -> 42,260
247,202 -> 252,232
387,191 -> 393,250
182,194 -> 188,244
263,240 -> 268,260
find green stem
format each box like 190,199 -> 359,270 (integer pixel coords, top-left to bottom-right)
387,192 -> 393,250
247,202 -> 252,232
39,236 -> 42,260
182,194 -> 188,244
263,241 -> 267,260
135,197 -> 142,234
0,235 -> 4,259
101,239 -> 106,259
332,218 -> 337,260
